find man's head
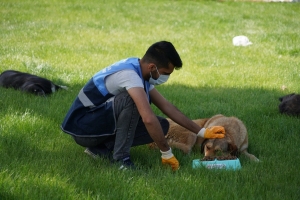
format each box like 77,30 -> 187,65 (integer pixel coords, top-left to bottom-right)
143,41 -> 182,70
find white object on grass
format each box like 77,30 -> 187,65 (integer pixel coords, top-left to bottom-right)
232,35 -> 252,46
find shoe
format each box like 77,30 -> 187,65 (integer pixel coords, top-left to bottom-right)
84,146 -> 112,159
115,156 -> 136,170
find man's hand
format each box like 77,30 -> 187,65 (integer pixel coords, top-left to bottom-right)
161,148 -> 180,171
197,126 -> 225,139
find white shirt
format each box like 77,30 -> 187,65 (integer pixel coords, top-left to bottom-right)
105,69 -> 154,95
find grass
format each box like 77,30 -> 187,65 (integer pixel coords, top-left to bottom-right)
1,0 -> 300,199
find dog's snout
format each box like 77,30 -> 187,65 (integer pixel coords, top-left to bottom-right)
204,144 -> 219,157
214,149 -> 222,153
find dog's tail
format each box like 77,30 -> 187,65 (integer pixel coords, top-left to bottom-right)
241,149 -> 260,162
52,84 -> 68,93
58,85 -> 68,90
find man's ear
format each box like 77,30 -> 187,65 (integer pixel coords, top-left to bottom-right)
149,63 -> 156,71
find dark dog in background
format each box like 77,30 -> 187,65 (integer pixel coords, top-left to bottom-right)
0,70 -> 67,96
279,93 -> 300,116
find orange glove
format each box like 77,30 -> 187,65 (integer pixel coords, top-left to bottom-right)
197,126 -> 225,139
161,148 -> 180,171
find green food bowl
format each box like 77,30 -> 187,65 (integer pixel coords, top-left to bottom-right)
192,158 -> 241,170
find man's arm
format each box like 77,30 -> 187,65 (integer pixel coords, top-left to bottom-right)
150,88 -> 202,134
127,87 -> 170,151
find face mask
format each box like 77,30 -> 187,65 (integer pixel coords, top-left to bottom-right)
149,66 -> 170,85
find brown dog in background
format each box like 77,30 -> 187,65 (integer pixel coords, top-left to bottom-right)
152,114 -> 259,162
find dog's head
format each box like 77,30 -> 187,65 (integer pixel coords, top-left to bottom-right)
279,93 -> 300,116
201,137 -> 239,157
20,82 -> 46,96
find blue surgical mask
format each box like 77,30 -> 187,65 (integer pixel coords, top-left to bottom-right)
149,66 -> 170,85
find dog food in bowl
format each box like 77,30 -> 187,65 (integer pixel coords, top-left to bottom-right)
201,155 -> 238,161
193,156 -> 241,170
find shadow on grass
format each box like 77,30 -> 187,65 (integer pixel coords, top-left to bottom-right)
0,82 -> 295,156
1,83 -> 299,198
0,82 -> 288,122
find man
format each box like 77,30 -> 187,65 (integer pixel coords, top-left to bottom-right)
61,41 -> 225,171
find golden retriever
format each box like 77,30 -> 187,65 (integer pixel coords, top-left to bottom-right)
153,114 -> 259,161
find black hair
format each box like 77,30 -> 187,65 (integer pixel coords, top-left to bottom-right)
143,41 -> 182,70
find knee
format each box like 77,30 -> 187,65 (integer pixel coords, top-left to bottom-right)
114,91 -> 139,120
115,91 -> 135,106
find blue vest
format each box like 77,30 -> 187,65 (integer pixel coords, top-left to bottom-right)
61,57 -> 151,137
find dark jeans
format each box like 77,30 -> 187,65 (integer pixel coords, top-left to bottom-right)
73,91 -> 169,161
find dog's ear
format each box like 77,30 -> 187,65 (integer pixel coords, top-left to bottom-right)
201,139 -> 208,154
279,93 -> 295,102
228,144 -> 239,157
199,118 -> 210,127
21,83 -> 45,96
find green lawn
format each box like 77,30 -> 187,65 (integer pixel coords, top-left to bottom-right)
1,0 -> 299,199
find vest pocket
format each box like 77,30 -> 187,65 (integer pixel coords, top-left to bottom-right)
76,101 -> 115,136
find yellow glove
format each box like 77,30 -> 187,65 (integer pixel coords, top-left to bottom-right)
197,126 -> 225,139
161,148 -> 180,171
